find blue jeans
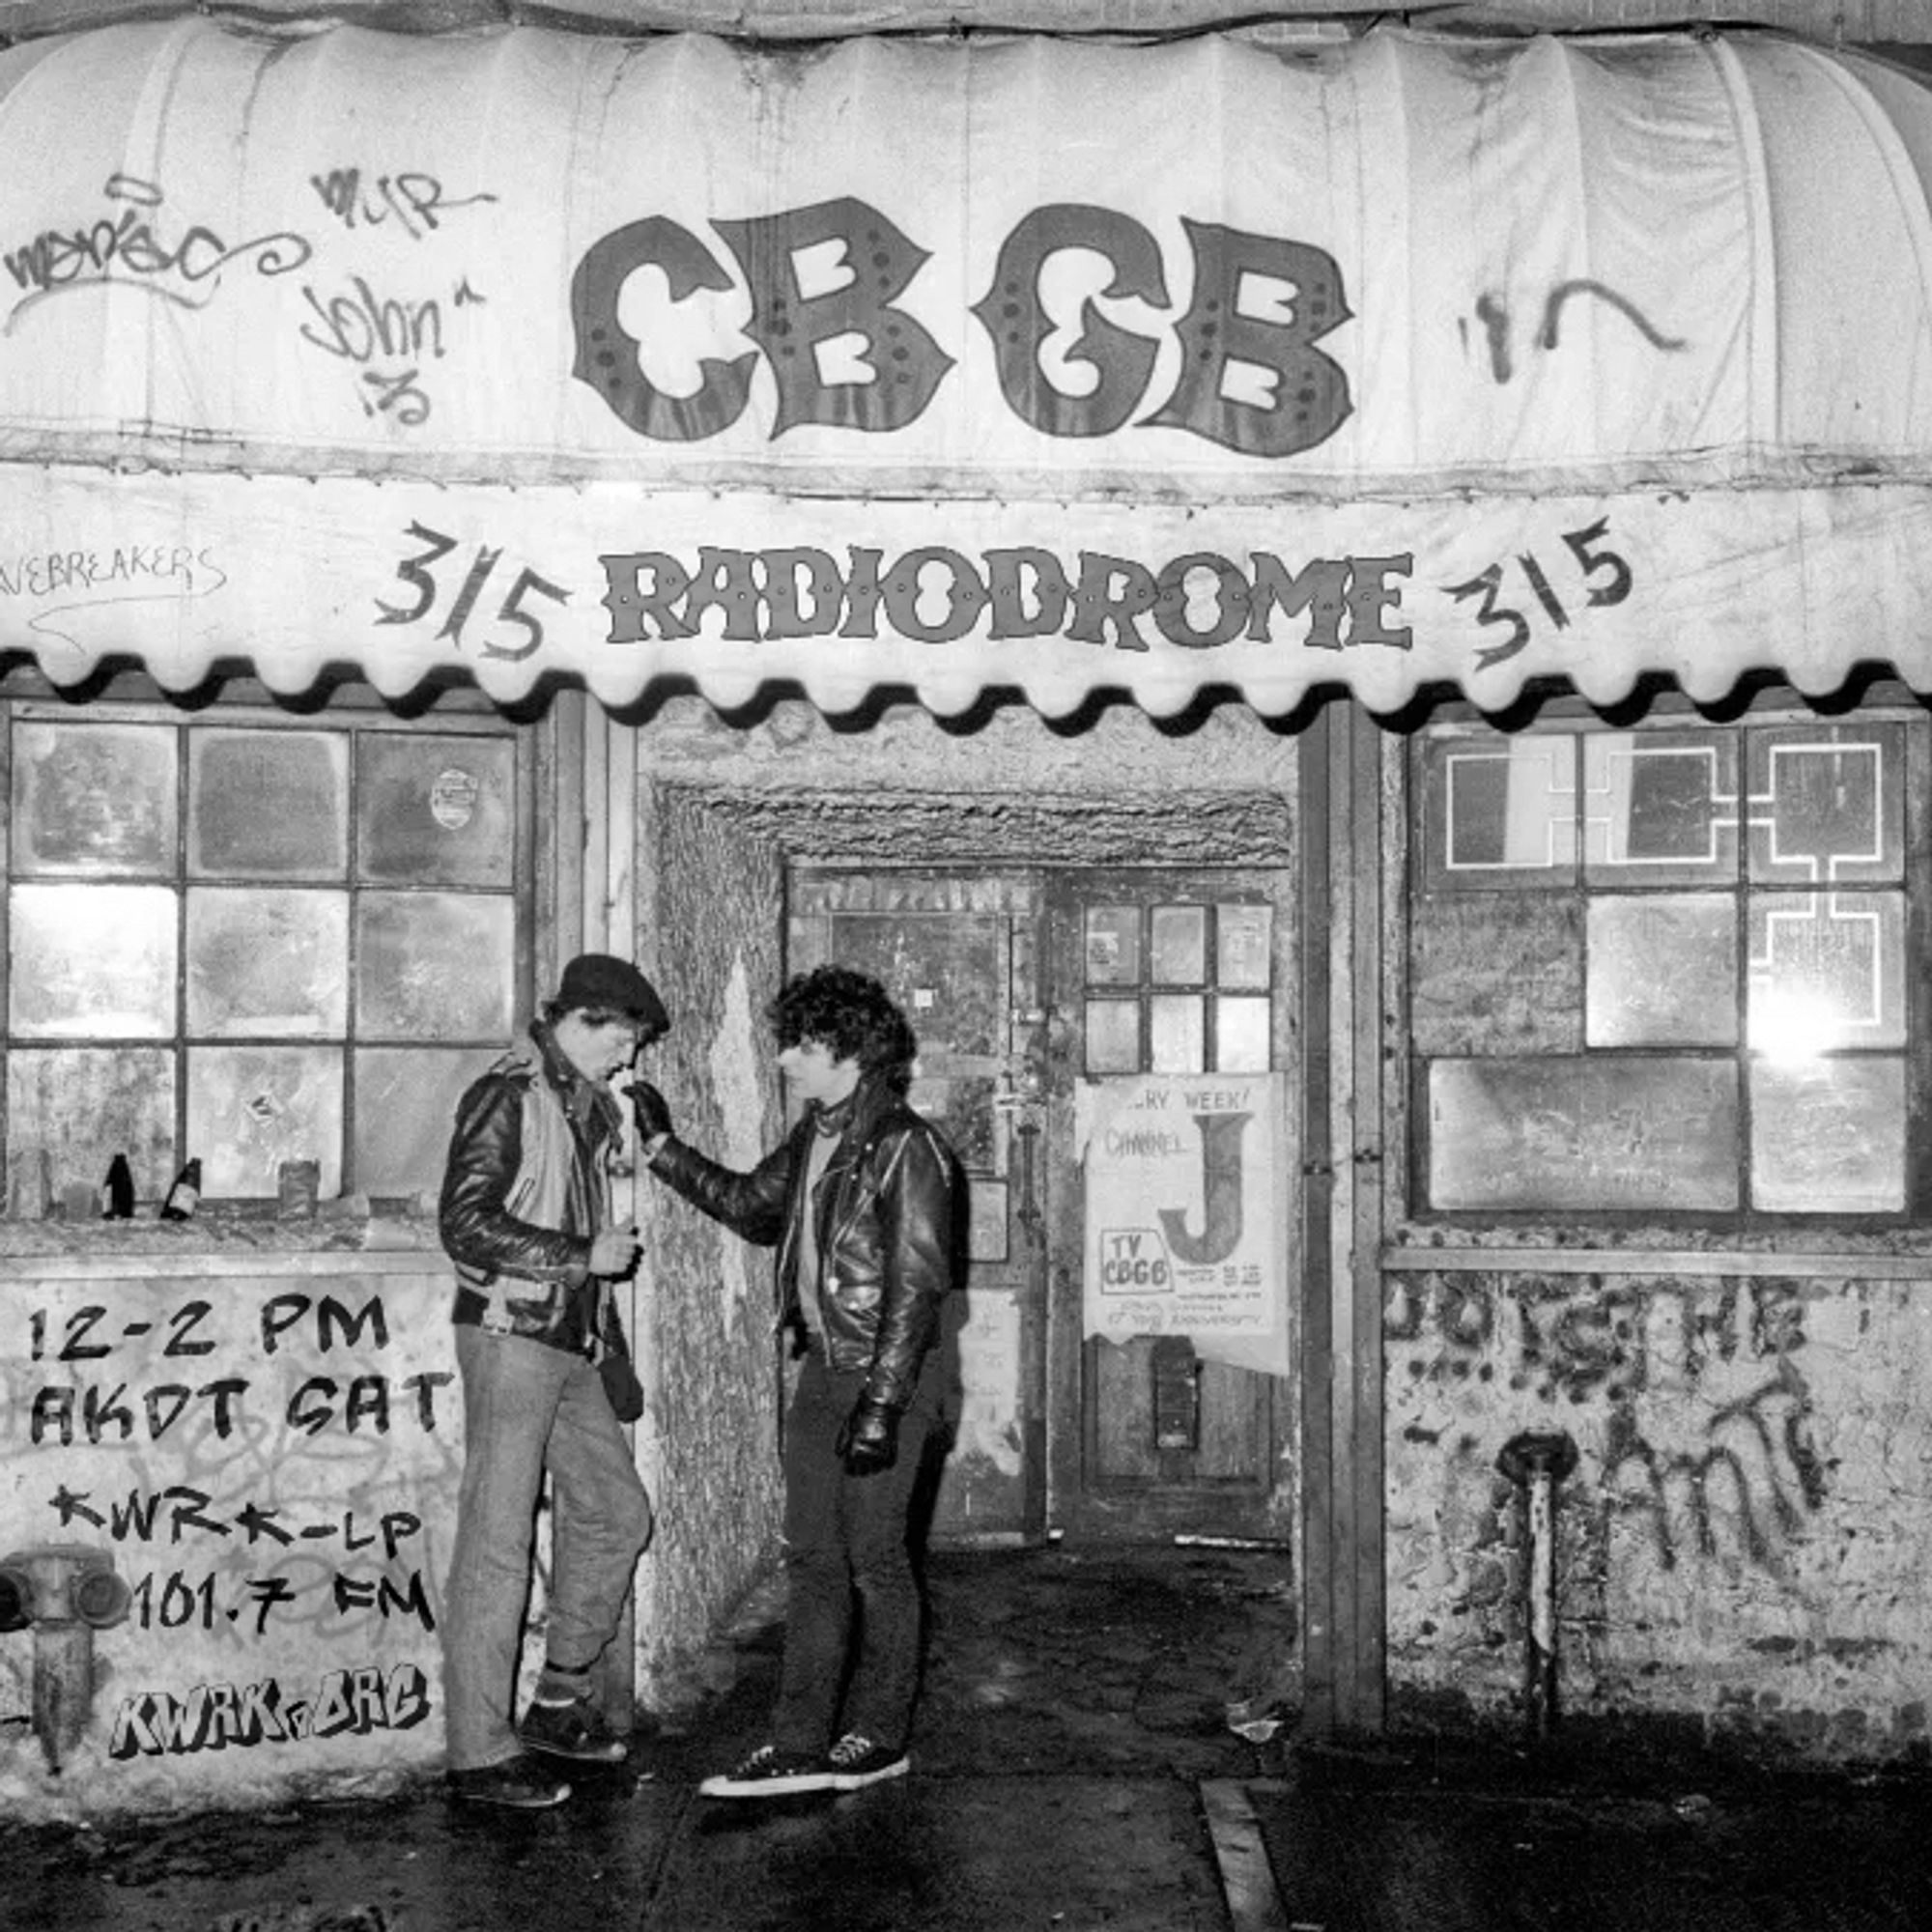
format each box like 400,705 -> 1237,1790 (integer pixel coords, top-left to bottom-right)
772,1353 -> 937,1757
441,1325 -> 654,1772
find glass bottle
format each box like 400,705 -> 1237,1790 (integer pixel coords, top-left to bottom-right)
160,1157 -> 202,1222
102,1153 -> 135,1220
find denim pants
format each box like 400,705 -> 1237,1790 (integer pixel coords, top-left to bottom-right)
772,1353 -> 936,1757
441,1325 -> 654,1772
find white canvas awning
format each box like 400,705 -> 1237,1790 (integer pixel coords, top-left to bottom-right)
3,18 -> 1932,715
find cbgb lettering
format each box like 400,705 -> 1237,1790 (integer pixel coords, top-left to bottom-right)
570,198 -> 1351,458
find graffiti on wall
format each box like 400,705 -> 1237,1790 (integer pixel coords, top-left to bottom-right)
22,1290 -> 454,1447
110,1660 -> 431,1759
1389,1274 -> 1828,1577
298,164 -> 499,425
1,1270 -> 458,1778
0,542 -> 227,658
0,164 -> 501,426
45,1484 -> 435,1641
1,169 -> 1690,464
1,174 -> 309,326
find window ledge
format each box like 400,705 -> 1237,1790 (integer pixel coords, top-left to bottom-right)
0,1206 -> 444,1278
1382,1240 -> 1932,1281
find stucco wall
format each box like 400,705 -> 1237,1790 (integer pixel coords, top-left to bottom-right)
0,1226 -> 454,1820
1385,1264 -> 1932,1766
630,776 -> 790,1709
637,691 -> 1299,822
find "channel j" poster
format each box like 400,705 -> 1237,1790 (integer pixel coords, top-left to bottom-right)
1074,1072 -> 1288,1377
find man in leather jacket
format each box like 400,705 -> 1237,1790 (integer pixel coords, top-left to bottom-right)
631,964 -> 961,1797
439,952 -> 668,1808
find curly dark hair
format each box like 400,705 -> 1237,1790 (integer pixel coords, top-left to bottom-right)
769,965 -> 918,1092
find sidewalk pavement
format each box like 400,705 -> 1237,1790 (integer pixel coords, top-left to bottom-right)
6,1544 -> 1930,1932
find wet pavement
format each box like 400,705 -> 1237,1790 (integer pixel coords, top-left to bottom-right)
5,1542 -> 1931,1931
1250,1741 -> 1932,1932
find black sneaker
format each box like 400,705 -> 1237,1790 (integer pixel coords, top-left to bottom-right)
447,1753 -> 572,1809
519,1694 -> 628,1764
826,1732 -> 909,1790
698,1743 -> 835,1798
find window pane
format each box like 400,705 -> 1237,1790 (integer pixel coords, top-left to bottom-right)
355,892 -> 516,1042
358,734 -> 515,889
187,1045 -> 343,1199
1587,895 -> 1737,1046
1217,904 -> 1272,989
1085,998 -> 1140,1072
12,721 -> 177,876
1424,733 -> 1577,890
1747,725 -> 1903,887
1215,996 -> 1270,1071
1751,1058 -> 1905,1212
8,1046 -> 176,1211
188,729 -> 349,880
1416,712 -> 1926,1225
1150,905 -> 1207,984
1150,994 -> 1205,1072
4,710 -> 526,1209
1747,890 -> 1904,1054
827,912 -> 1007,1059
1084,907 -> 1141,986
186,888 -> 349,1038
1429,1057 -> 1739,1210
1582,729 -> 1739,884
356,1046 -> 492,1198
10,883 -> 177,1037
1412,893 -> 1582,1056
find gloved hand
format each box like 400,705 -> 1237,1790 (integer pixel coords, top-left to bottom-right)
835,1395 -> 899,1476
628,1080 -> 673,1145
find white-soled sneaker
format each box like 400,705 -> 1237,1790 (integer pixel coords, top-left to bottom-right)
826,1732 -> 909,1790
698,1742 -> 836,1798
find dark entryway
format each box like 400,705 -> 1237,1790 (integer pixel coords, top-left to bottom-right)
790,862 -> 1295,1548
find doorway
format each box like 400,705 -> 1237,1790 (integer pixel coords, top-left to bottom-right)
789,863 -> 1295,1547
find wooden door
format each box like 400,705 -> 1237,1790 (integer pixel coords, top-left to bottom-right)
1042,869 -> 1296,1543
787,868 -> 1049,1546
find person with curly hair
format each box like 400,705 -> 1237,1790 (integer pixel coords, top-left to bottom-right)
630,964 -> 962,1797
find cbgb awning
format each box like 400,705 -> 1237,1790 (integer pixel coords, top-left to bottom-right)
3,17 -> 1932,716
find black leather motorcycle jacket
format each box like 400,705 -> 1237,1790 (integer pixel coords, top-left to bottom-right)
440,1020 -> 625,1355
646,1076 -> 958,1409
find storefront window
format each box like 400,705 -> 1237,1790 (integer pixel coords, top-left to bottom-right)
1413,715 -> 1918,1219
3,705 -> 526,1212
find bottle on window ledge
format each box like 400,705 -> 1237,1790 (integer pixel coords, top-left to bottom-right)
102,1153 -> 135,1221
159,1157 -> 202,1222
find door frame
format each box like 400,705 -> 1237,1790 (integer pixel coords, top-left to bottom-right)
639,768 -> 1395,1720
1297,701 -> 1388,1739
1040,865 -> 1298,1543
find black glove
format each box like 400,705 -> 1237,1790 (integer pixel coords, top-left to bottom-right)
835,1395 -> 899,1476
628,1080 -> 673,1145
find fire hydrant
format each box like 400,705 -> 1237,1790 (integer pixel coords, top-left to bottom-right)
0,1545 -> 132,1773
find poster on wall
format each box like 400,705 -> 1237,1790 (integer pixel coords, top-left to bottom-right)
1075,1073 -> 1287,1378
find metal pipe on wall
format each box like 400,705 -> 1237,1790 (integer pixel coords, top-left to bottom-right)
1496,1431 -> 1579,1740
